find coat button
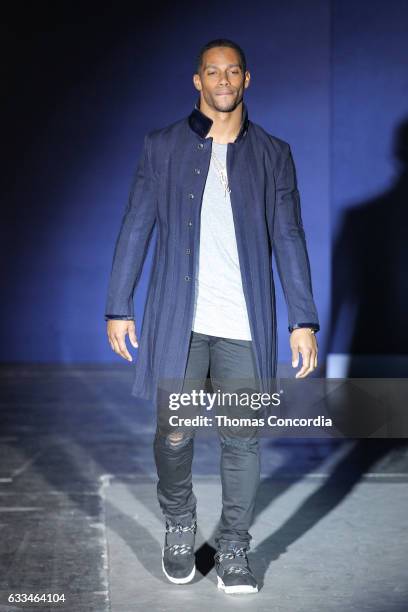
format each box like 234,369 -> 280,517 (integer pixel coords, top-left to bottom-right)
188,220 -> 193,226
186,248 -> 191,254
185,275 -> 190,281
194,168 -> 201,174
197,143 -> 204,149
188,193 -> 194,199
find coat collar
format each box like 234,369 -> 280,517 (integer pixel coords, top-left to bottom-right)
188,96 -> 249,143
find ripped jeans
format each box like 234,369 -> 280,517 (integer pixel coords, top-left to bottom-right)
153,331 -> 261,549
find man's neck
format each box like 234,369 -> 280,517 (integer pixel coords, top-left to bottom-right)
199,99 -> 243,144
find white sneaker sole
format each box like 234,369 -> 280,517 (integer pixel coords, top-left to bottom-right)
217,575 -> 258,594
161,548 -> 196,584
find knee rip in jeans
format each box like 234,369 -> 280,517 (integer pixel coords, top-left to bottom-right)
165,431 -> 194,449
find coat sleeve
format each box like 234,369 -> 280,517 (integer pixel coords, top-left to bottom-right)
272,143 -> 320,333
104,133 -> 157,321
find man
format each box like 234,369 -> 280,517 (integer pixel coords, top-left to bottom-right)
105,39 -> 319,594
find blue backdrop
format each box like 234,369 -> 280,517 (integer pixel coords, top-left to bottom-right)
1,0 -> 406,373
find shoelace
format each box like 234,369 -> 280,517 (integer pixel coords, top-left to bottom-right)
215,546 -> 250,575
166,543 -> 192,555
165,520 -> 197,555
225,566 -> 249,575
166,521 -> 197,535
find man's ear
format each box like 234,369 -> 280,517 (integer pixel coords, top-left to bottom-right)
193,74 -> 202,92
244,71 -> 251,89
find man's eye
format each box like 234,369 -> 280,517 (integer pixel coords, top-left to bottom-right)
208,72 -> 216,75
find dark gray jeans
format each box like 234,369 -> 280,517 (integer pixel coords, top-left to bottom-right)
153,331 -> 261,549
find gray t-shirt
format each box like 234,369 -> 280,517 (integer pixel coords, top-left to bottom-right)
191,141 -> 252,340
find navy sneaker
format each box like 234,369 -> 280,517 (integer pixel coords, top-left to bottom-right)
215,542 -> 258,594
161,514 -> 197,584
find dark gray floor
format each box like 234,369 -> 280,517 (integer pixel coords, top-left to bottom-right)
0,365 -> 407,611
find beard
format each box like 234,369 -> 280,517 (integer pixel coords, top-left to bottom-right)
206,90 -> 243,113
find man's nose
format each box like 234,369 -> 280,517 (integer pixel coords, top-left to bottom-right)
218,73 -> 231,85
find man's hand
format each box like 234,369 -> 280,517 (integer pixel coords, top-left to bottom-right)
290,328 -> 318,378
107,320 -> 138,362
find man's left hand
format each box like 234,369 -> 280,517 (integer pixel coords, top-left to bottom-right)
290,328 -> 318,378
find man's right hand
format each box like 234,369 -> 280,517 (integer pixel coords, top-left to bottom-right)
107,320 -> 138,362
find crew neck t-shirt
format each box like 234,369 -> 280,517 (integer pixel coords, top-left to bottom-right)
191,141 -> 252,340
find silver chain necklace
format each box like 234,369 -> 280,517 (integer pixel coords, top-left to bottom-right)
211,147 -> 231,198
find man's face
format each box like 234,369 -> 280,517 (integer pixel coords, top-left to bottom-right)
193,46 -> 250,113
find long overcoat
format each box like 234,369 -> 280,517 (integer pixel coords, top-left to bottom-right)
105,100 -> 320,405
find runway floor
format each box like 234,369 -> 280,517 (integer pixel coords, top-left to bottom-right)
0,365 -> 407,611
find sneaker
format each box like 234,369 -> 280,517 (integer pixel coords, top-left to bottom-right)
161,515 -> 197,584
215,542 -> 258,594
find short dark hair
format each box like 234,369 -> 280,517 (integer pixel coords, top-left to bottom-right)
196,38 -> 247,75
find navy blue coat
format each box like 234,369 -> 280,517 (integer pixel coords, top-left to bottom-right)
105,100 -> 320,404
